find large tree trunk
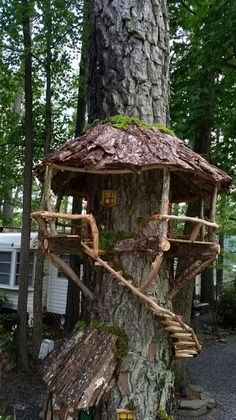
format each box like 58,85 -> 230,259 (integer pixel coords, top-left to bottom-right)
17,0 -> 33,370
88,0 -> 169,125
84,2 -> 173,418
83,172 -> 174,419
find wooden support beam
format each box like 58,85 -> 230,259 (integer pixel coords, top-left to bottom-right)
46,253 -> 94,300
189,222 -> 202,242
40,236 -> 83,255
167,238 -> 220,259
41,165 -> 53,211
139,252 -> 163,292
200,198 -> 206,240
208,185 -> 218,242
167,256 -> 216,300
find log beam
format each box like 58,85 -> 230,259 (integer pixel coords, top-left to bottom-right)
140,213 -> 219,229
167,256 -> 216,300
46,253 -> 94,300
139,252 -> 163,292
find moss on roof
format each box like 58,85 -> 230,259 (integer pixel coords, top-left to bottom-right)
85,114 -> 175,136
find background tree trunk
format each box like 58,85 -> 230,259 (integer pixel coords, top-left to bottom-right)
64,0 -> 90,333
83,1 -> 173,418
32,0 -> 52,360
17,0 -> 33,370
173,72 -> 214,388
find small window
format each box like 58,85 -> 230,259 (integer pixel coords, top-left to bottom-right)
15,252 -> 35,286
0,252 -> 11,285
57,255 -> 70,278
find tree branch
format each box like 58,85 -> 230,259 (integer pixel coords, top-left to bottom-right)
179,0 -> 196,15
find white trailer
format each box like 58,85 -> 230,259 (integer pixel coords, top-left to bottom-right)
0,232 -> 68,318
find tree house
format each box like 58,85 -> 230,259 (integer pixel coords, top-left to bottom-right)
32,121 -> 231,360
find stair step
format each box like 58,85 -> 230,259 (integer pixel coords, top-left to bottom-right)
161,320 -> 180,327
175,352 -> 194,358
175,341 -> 196,348
165,326 -> 186,333
172,333 -> 192,339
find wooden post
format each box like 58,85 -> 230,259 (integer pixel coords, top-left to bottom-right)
200,198 -> 205,241
160,168 -> 170,236
139,169 -> 170,292
41,165 -> 53,211
208,185 -> 218,242
189,222 -> 202,242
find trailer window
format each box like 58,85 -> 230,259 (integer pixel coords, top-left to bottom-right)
0,252 -> 11,285
15,252 -> 35,286
57,255 -> 70,278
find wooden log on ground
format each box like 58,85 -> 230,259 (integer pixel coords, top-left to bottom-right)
41,329 -> 118,410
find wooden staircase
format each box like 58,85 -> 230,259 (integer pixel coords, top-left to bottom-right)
82,242 -> 201,358
31,210 -> 202,358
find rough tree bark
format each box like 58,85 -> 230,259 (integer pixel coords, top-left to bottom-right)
88,0 -> 169,125
17,0 -> 33,369
83,1 -> 173,418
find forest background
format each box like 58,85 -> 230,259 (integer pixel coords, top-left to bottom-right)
0,0 -> 236,367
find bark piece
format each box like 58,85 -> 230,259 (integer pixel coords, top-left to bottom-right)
41,328 -> 117,410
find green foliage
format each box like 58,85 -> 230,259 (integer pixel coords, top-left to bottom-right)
169,0 -> 236,239
0,291 -> 8,309
0,0 -> 84,225
156,408 -> 174,420
218,284 -> 236,327
85,114 -> 175,136
99,230 -> 136,251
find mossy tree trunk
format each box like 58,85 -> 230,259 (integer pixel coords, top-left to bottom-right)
83,172 -> 174,419
83,3 -> 173,418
